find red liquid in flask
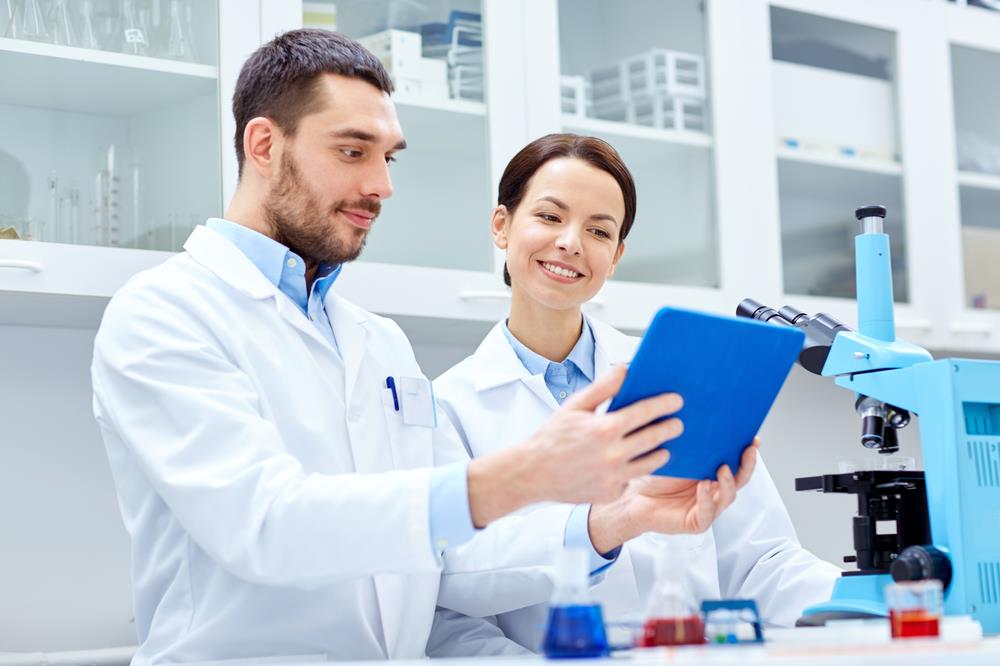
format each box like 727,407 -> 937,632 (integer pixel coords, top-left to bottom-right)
889,609 -> 940,638
639,615 -> 705,647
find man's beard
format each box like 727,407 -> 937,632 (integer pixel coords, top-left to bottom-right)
262,152 -> 380,265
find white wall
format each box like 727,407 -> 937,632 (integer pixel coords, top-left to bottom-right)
0,318 -> 929,651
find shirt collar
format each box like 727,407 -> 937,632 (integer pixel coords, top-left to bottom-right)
205,218 -> 342,308
501,316 -> 596,381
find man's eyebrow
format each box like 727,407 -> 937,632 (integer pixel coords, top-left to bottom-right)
328,129 -> 407,151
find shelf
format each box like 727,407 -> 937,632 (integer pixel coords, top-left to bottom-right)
776,146 -> 902,176
392,95 -> 487,160
0,37 -> 217,116
958,170 -> 1000,191
562,114 -> 712,147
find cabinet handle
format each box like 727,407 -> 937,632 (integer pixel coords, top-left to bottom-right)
458,290 -> 512,302
949,321 -> 992,336
0,259 -> 43,273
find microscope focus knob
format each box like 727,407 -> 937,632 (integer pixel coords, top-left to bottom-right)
891,546 -> 952,591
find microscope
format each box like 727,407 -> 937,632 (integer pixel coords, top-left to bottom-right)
738,205 -> 1000,634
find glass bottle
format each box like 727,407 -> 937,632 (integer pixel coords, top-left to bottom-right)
542,548 -> 609,658
4,0 -> 50,42
639,544 -> 704,647
163,0 -> 193,61
49,0 -> 77,47
116,0 -> 149,56
78,0 -> 101,49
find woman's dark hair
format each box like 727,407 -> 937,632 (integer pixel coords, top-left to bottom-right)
497,133 -> 636,286
232,29 -> 394,177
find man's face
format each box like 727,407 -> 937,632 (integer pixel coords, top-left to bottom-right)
263,73 -> 406,265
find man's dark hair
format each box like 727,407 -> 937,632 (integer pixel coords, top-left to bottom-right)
232,29 -> 394,176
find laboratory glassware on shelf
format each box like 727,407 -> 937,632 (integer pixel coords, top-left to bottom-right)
113,0 -> 150,56
161,0 -> 195,61
541,548 -> 609,658
4,0 -> 49,41
95,144 -> 120,247
49,0 -> 77,46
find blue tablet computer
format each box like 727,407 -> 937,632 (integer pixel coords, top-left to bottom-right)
607,307 -> 804,480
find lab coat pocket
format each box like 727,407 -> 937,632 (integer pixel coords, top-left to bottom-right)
382,389 -> 434,470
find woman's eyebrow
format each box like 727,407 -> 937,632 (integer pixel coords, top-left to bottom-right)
537,195 -> 569,210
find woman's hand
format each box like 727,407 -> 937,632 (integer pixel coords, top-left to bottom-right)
587,438 -> 760,554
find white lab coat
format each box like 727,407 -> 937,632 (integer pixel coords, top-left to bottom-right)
91,225 -> 563,663
433,315 -> 842,650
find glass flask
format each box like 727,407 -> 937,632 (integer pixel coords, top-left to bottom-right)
115,0 -> 149,56
639,544 -> 704,647
49,0 -> 77,46
542,548 -> 609,658
163,0 -> 194,61
77,0 -> 101,49
5,0 -> 50,42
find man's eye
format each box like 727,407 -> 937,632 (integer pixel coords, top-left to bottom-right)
385,155 -> 397,165
341,149 -> 362,158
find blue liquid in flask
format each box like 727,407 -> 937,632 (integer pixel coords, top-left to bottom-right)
542,604 -> 609,659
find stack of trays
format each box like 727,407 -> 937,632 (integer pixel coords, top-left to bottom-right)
358,29 -> 449,100
587,49 -> 707,131
560,75 -> 589,117
419,11 -> 484,102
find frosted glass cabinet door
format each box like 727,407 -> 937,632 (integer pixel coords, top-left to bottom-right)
322,0 -> 493,272
770,7 -> 909,302
951,44 -> 1000,312
556,0 -> 719,288
0,0 -> 222,251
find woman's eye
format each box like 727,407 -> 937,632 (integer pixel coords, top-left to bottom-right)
590,228 -> 611,239
539,213 -> 559,222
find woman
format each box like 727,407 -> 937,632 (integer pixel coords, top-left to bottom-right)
433,133 -> 840,652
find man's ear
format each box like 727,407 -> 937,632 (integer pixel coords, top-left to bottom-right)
491,205 -> 510,250
244,117 -> 281,180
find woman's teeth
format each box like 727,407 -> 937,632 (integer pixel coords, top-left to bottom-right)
542,262 -> 581,278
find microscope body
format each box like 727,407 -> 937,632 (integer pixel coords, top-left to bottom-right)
740,206 -> 1000,633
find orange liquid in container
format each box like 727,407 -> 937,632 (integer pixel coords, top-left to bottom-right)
889,609 -> 940,638
639,615 -> 705,646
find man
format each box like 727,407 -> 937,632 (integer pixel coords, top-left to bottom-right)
92,30 -> 755,663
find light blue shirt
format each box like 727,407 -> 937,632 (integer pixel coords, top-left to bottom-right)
205,219 -> 475,554
501,318 -> 619,572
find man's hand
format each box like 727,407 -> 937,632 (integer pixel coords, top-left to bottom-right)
587,438 -> 760,554
467,365 -> 685,527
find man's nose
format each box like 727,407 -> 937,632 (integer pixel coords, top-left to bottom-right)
363,160 -> 394,200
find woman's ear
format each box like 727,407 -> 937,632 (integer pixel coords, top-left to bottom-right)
608,241 -> 626,277
491,205 -> 510,250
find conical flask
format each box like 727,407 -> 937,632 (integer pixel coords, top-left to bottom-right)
542,548 -> 609,658
50,0 -> 77,47
4,0 -> 49,41
639,542 -> 704,646
163,0 -> 193,60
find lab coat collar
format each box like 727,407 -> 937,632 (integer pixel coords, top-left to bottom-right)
472,313 -> 634,393
184,225 -> 370,356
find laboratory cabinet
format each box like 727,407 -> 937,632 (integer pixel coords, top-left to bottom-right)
1,0 -> 1000,352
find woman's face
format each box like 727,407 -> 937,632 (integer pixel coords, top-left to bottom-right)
494,157 -> 626,311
